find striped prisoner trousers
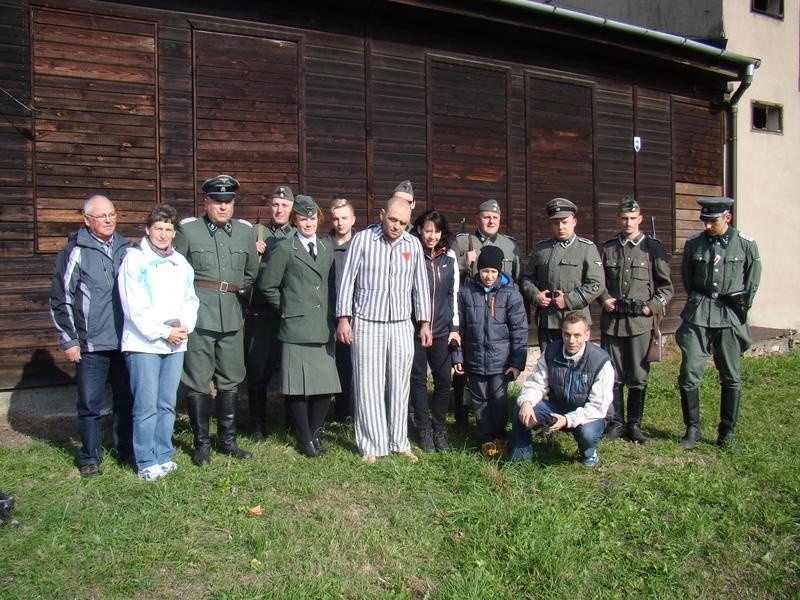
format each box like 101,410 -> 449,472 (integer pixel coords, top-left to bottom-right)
352,317 -> 414,456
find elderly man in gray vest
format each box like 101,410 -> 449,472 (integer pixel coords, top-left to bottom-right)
510,312 -> 614,467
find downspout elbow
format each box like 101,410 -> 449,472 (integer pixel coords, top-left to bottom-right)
729,62 -> 756,108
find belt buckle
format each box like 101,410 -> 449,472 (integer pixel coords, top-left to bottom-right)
219,281 -> 229,293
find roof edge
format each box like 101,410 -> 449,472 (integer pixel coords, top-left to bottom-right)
491,0 -> 760,71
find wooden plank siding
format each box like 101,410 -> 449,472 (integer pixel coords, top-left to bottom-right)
193,30 -> 301,225
0,0 -> 732,389
428,56 -> 510,226
526,75 -> 594,248
31,8 -> 158,251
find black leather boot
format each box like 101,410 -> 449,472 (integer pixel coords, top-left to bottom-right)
605,384 -> 625,440
186,392 -> 212,466
718,387 -> 741,446
248,388 -> 267,443
626,387 -> 649,445
216,390 -> 252,460
679,388 -> 701,450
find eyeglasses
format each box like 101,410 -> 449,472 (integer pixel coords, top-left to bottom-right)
85,212 -> 117,221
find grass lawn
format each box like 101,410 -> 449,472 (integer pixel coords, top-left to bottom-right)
1,350 -> 798,599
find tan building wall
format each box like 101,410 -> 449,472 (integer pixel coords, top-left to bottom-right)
723,2 -> 799,331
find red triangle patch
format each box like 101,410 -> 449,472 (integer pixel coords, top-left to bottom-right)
402,251 -> 411,262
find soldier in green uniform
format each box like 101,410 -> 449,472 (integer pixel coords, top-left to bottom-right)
453,199 -> 523,430
454,199 -> 522,282
257,195 -> 340,456
677,196 -> 761,449
520,197 -> 605,351
245,185 -> 295,441
174,175 -> 260,466
598,196 -> 674,444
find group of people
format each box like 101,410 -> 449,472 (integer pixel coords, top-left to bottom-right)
49,174 -> 761,478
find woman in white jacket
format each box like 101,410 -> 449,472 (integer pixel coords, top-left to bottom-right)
118,205 -> 199,480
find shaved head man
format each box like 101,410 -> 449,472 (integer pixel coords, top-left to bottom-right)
336,196 -> 433,464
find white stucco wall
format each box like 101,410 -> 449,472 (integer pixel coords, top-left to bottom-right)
724,2 -> 799,331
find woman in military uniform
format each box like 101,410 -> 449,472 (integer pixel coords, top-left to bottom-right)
257,195 -> 340,456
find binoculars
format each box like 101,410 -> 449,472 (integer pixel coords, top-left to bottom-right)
615,297 -> 646,316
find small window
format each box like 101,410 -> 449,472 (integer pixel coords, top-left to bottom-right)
752,102 -> 783,133
751,0 -> 784,19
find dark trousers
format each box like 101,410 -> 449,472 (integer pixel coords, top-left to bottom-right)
333,340 -> 353,422
75,350 -> 133,467
468,373 -> 509,444
409,335 -> 452,432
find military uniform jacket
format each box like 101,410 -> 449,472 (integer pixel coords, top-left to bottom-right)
173,216 -> 259,334
257,234 -> 335,345
251,221 -> 294,311
520,235 -> 605,328
598,233 -> 674,337
455,230 -> 522,282
680,228 -> 761,330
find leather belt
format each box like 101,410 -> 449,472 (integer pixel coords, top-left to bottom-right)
194,279 -> 240,293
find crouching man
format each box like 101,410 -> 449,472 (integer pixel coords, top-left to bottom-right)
510,312 -> 614,467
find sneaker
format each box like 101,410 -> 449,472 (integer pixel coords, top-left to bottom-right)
79,464 -> 100,478
480,442 -> 498,458
137,465 -> 165,481
581,449 -> 599,468
159,461 -> 178,475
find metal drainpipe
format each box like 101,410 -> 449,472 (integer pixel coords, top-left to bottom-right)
727,62 -> 755,210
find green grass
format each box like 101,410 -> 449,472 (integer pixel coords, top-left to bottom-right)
2,351 -> 799,599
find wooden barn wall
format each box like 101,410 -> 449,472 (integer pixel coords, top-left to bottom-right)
192,30 -> 301,224
32,8 -> 158,251
0,0 -> 728,389
525,75 -> 594,247
427,56 -> 510,225
368,38 -> 427,222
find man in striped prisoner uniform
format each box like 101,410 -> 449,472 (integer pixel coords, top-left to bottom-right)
336,197 -> 432,463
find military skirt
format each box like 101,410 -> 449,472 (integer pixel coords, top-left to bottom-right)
281,341 -> 342,396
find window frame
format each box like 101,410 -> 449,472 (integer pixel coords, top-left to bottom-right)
751,0 -> 784,20
751,101 -> 784,134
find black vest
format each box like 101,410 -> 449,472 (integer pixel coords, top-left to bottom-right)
544,342 -> 610,409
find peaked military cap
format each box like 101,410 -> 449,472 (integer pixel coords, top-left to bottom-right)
292,195 -> 318,217
618,195 -> 640,213
393,180 -> 414,202
698,196 -> 734,219
477,199 -> 501,214
202,174 -> 239,201
546,197 -> 577,219
272,185 -> 295,203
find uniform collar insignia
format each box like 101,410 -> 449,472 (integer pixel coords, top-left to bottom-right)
619,233 -> 644,247
556,235 -> 576,248
476,230 -> 497,243
205,217 -> 232,235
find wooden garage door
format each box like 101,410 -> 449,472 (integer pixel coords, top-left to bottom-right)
32,8 -> 158,251
526,75 -> 594,248
193,31 -> 299,223
428,56 -> 510,222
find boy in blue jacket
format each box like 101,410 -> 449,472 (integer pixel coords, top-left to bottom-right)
455,246 -> 528,457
